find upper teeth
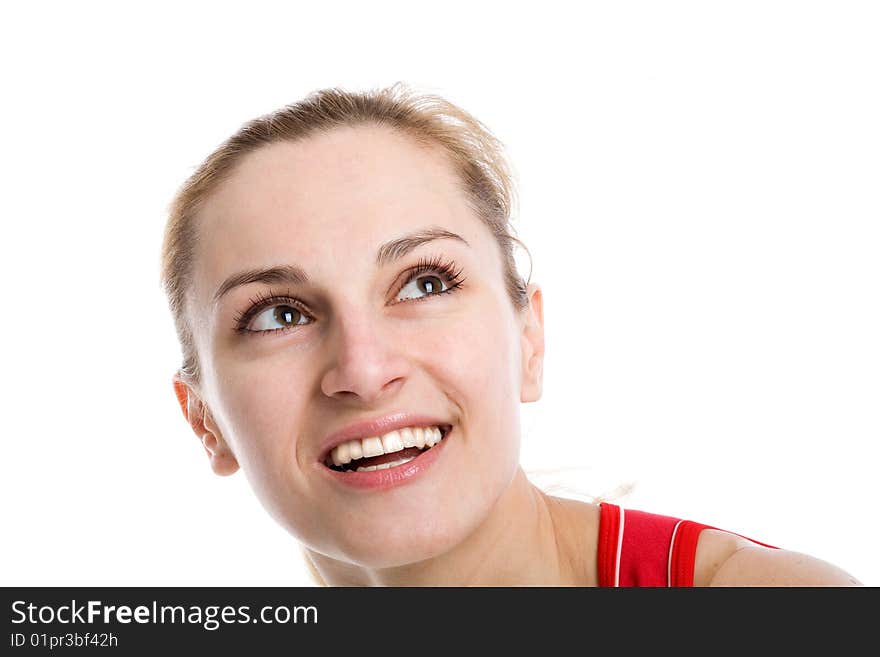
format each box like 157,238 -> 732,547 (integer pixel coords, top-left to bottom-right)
329,426 -> 444,467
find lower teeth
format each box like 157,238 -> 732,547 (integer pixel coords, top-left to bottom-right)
331,446 -> 431,473
355,455 -> 419,472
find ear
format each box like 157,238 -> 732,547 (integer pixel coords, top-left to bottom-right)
172,373 -> 240,476
519,283 -> 545,403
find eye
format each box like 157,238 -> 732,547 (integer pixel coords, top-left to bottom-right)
244,303 -> 311,333
393,256 -> 466,303
396,273 -> 450,301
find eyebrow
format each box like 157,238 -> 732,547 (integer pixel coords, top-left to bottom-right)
212,226 -> 469,305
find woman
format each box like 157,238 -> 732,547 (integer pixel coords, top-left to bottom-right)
161,83 -> 859,586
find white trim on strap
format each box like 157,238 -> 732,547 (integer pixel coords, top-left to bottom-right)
667,519 -> 684,587
614,506 -> 625,587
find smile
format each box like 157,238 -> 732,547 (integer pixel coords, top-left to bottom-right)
324,425 -> 452,473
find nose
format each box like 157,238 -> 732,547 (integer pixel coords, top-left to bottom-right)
320,313 -> 410,405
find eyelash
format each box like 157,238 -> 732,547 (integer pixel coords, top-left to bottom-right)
232,255 -> 467,335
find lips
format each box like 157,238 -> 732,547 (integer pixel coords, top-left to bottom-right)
324,425 -> 451,471
317,412 -> 453,463
318,425 -> 453,490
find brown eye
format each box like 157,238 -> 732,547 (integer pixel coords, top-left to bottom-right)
397,274 -> 448,301
275,306 -> 301,325
419,275 -> 442,294
249,304 -> 309,332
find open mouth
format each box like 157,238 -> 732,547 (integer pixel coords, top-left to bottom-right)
323,424 -> 452,473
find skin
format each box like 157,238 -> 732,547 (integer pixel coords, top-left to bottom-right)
173,124 -> 860,586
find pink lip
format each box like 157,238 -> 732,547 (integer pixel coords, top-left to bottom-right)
317,426 -> 452,491
317,411 -> 451,462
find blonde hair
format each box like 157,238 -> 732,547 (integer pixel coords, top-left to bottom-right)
160,82 -> 531,387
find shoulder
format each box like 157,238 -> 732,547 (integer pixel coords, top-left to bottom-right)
694,529 -> 861,586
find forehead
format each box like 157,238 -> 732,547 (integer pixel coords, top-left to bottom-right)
191,125 -> 490,304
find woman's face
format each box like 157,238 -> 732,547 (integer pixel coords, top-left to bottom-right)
184,125 -> 541,567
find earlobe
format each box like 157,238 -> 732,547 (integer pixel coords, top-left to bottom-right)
171,373 -> 240,477
520,284 -> 545,403
200,429 -> 240,477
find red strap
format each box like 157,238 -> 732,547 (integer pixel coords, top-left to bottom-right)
597,503 -> 680,586
669,520 -> 709,587
618,508 -> 681,587
597,503 -> 621,587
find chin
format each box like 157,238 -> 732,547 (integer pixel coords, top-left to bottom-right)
320,505 -> 490,570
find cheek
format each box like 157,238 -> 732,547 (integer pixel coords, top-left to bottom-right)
413,299 -> 522,457
421,301 -> 520,404
210,353 -> 309,475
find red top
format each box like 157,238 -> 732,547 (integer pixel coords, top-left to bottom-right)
596,502 -> 777,587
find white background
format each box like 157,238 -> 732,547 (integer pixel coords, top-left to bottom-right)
2,1 -> 877,586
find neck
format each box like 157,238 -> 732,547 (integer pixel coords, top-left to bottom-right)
307,468 -> 599,586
